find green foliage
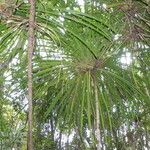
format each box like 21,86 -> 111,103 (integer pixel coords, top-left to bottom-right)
0,0 -> 150,149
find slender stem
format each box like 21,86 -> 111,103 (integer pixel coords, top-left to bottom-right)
27,0 -> 35,149
93,75 -> 101,150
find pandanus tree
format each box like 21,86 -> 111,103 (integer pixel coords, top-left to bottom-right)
33,1 -> 149,149
0,0 -> 150,149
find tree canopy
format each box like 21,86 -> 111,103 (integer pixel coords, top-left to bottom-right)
0,0 -> 150,149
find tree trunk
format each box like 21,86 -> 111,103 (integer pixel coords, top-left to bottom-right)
93,75 -> 101,150
27,0 -> 36,149
59,130 -> 62,150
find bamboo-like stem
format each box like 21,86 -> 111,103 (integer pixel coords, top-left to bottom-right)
27,0 -> 36,149
93,75 -> 101,150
